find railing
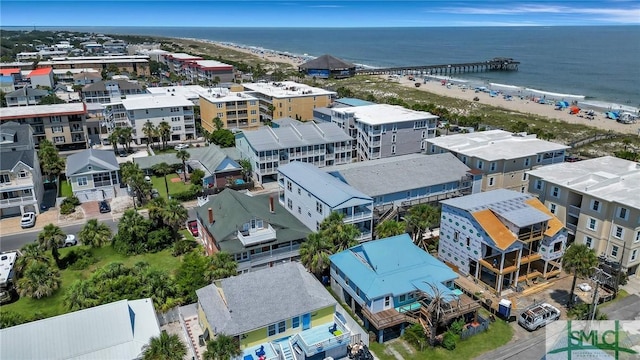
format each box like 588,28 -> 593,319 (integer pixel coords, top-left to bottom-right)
0,177 -> 34,189
295,325 -> 350,357
566,223 -> 577,234
249,245 -> 301,263
355,231 -> 372,241
518,229 -> 543,241
341,211 -> 373,223
568,205 -> 581,218
0,196 -> 36,206
237,224 -> 277,246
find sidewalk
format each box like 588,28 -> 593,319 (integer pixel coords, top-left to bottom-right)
0,209 -> 61,237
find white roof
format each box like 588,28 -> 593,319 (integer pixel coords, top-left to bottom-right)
193,60 -> 232,68
527,156 -> 640,209
121,94 -> 194,110
165,52 -> 202,60
53,68 -> 100,75
199,90 -> 258,103
0,103 -> 86,119
427,130 -> 569,161
243,81 -> 335,98
50,55 -> 149,61
1,298 -> 160,360
333,103 -> 438,125
0,251 -> 18,285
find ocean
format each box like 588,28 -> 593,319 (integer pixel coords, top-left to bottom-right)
23,26 -> 640,110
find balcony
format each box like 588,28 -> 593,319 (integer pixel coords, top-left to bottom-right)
237,224 -> 277,246
518,229 -> 543,242
341,211 -> 373,223
70,126 -> 84,133
248,245 -> 301,267
0,195 -> 36,207
0,177 -> 34,189
568,205 -> 581,218
566,223 -> 577,234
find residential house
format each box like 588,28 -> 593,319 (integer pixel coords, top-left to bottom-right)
425,130 -> 569,192
0,122 -> 43,216
5,87 -> 49,107
439,189 -> 567,295
27,67 -> 54,89
278,161 -> 374,241
242,81 -> 335,122
323,153 -> 481,214
73,71 -> 102,86
196,262 -> 350,360
199,89 -> 261,132
65,149 -> 120,202
329,104 -> 437,161
330,234 -> 480,343
236,121 -> 353,183
195,189 -> 311,272
0,68 -> 21,92
527,156 -> 640,277
81,79 -> 145,104
1,298 -> 160,360
102,40 -> 127,54
0,103 -> 89,150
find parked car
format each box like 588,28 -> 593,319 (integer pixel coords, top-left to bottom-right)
62,234 -> 77,247
187,220 -> 199,237
174,144 -> 189,150
99,200 -> 111,213
118,149 -> 128,157
20,212 -> 36,228
518,303 -> 560,331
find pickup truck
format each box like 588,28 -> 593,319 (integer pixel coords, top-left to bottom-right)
187,220 -> 199,237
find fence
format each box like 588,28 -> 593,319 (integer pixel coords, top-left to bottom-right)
460,315 -> 490,340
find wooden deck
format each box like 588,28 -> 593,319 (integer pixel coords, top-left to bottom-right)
361,308 -> 411,329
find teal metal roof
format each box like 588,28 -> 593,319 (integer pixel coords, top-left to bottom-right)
329,234 -> 458,299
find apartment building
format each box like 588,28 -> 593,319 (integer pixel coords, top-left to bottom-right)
425,130 -> 569,192
278,161 -> 374,241
0,122 -> 44,216
242,81 -> 335,122
236,121 -> 353,183
0,103 -> 88,150
439,189 -> 567,295
330,104 -> 437,161
0,55 -> 151,77
199,89 -> 261,132
183,60 -> 235,83
527,156 -> 640,277
161,53 -> 203,73
81,79 -> 145,104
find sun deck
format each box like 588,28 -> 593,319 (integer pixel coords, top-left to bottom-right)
241,342 -> 279,360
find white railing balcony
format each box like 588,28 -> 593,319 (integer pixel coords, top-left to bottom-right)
237,224 -> 277,246
342,211 -> 373,223
356,231 -> 373,242
0,177 -> 35,189
0,196 -> 36,207
568,205 -> 581,218
248,245 -> 301,267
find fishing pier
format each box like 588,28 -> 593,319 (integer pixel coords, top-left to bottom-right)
355,57 -> 519,76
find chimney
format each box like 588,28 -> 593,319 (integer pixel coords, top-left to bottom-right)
208,207 -> 214,224
269,196 -> 275,213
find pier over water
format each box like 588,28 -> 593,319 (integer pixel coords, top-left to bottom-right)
356,57 -> 520,76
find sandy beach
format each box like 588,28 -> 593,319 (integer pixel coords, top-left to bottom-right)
206,39 -> 639,136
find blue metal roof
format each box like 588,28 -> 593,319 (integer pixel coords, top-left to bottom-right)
335,98 -> 375,107
329,234 -> 458,299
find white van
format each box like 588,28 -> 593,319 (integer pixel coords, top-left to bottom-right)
518,303 -> 560,331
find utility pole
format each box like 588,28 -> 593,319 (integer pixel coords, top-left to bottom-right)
589,267 -> 611,321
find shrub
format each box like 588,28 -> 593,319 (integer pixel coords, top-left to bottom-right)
65,196 -> 81,206
449,319 -> 465,336
60,202 -> 75,215
63,248 -> 98,270
147,227 -> 174,253
442,331 -> 457,350
171,185 -> 201,201
173,239 -> 197,256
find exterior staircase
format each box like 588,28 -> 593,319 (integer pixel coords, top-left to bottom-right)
279,340 -> 295,360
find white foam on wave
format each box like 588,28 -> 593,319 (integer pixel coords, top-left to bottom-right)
579,101 -> 639,113
524,88 -> 585,100
490,83 -> 522,90
425,75 -> 468,83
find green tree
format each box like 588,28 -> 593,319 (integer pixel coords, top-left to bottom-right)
38,94 -> 65,105
143,331 -> 187,360
404,204 -> 440,250
37,139 -> 65,183
208,252 -> 237,280
37,223 -> 65,265
113,209 -> 152,254
142,120 -> 157,148
190,168 -> 205,187
375,220 -> 406,239
118,126 -> 133,153
203,334 -> 242,360
63,280 -> 99,311
176,149 -> 191,181
299,232 -> 333,278
78,218 -> 112,248
267,104 -> 275,121
121,162 -> 152,205
562,244 -> 598,308
0,311 -> 26,329
213,117 -> 224,131
0,90 -> 7,107
14,243 -> 50,278
210,129 -> 235,148
152,162 -> 173,197
158,121 -> 171,149
17,261 -> 61,299
175,251 -> 211,303
163,199 -> 188,233
319,212 -> 360,253
107,129 -> 121,155
238,159 -> 252,181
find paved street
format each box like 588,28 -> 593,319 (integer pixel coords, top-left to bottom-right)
602,294 -> 640,320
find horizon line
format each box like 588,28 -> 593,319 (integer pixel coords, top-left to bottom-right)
3,24 -> 640,29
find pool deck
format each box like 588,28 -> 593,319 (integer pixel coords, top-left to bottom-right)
242,342 -> 279,360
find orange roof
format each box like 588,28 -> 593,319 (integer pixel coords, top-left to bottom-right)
0,68 -> 20,76
28,67 -> 53,77
471,209 -> 517,250
525,198 -> 564,237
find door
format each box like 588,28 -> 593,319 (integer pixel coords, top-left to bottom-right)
302,313 -> 311,330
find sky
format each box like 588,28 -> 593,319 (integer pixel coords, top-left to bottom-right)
1,0 -> 639,27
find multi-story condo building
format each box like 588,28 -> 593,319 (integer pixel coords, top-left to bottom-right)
0,122 -> 44,216
425,130 -> 569,192
199,89 -> 261,132
242,81 -> 335,122
0,103 -> 88,150
527,156 -> 640,277
0,55 -> 151,77
5,87 -> 49,107
278,161 -> 374,241
183,60 -> 235,83
236,121 -> 353,183
439,189 -> 567,295
161,53 -> 203,73
81,79 -> 145,104
330,104 -> 438,161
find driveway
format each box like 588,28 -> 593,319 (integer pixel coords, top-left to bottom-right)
602,294 -> 640,320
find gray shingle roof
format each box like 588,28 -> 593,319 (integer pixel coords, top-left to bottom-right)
134,145 -> 240,170
196,262 -> 336,336
82,79 -> 144,92
196,189 -> 311,254
5,87 -> 49,98
0,150 -> 35,170
240,122 -> 352,152
66,149 -> 119,176
299,54 -> 355,70
0,122 -> 32,149
324,153 -> 471,197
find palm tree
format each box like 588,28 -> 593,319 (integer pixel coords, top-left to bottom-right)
107,129 -> 120,155
142,120 -> 157,148
208,252 -> 237,280
299,232 -> 333,278
14,243 -> 50,277
63,280 -> 99,311
16,262 -> 61,299
176,149 -> 191,182
327,221 -> 360,253
121,162 -> 151,205
78,219 -> 112,248
203,334 -> 242,360
163,199 -> 189,233
266,104 -> 275,122
422,282 -> 450,347
375,220 -> 406,239
158,121 -> 171,149
148,197 -> 168,227
562,244 -> 598,308
119,126 -> 134,153
404,204 -> 440,249
152,162 -> 173,198
37,223 -> 66,265
213,117 -> 224,131
119,209 -> 150,239
143,331 -> 187,360
238,159 -> 252,182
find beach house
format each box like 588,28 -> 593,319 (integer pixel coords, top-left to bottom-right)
527,156 -> 640,277
65,149 -> 121,203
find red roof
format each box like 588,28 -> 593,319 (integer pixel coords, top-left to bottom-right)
28,67 -> 53,77
0,68 -> 20,76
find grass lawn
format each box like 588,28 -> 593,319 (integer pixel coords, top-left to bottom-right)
179,229 -> 196,242
151,174 -> 191,198
0,246 -> 181,321
59,181 -> 73,198
153,147 -> 177,155
603,288 -> 630,306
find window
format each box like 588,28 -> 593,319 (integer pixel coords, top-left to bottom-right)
618,207 -> 629,220
420,141 -> 425,150
588,218 -> 597,231
488,177 -> 495,186
591,200 -> 601,212
537,154 -> 542,163
18,170 -> 27,178
466,237 -> 470,246
292,316 -> 300,328
392,124 -> 397,132
217,112 -> 223,118
391,134 -> 396,143
461,156 -> 467,164
430,145 -> 435,153
251,109 -> 257,115
297,188 -> 301,195
477,160 -> 484,169
268,324 -> 276,336
316,201 -> 322,214
551,186 -> 560,198
50,116 -> 61,123
391,145 -> 396,154
287,181 -> 292,191
553,242 -> 562,252
632,249 -> 638,262
0,174 -> 9,183
490,162 -> 496,171
278,321 -> 286,333
172,126 -> 182,131
297,206 -> 301,214
77,177 -> 88,186
413,120 -> 427,129
453,231 -> 459,241
550,203 -> 557,214
384,297 -> 390,307
585,236 -> 593,248
52,125 -> 63,133
611,245 -> 619,258
535,180 -> 544,191
399,294 -> 406,302
287,199 -> 292,209
421,130 -> 426,139
613,226 -> 624,239
522,173 -> 528,181
635,231 -> 640,243
524,158 -> 531,167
